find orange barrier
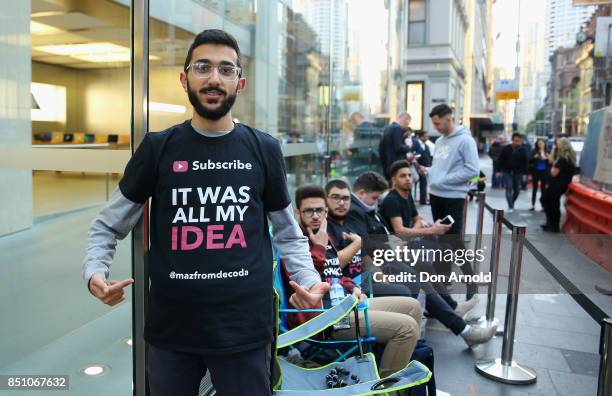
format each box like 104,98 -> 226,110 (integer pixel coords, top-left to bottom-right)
563,182 -> 612,271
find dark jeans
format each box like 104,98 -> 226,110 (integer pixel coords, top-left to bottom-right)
541,187 -> 564,230
377,262 -> 467,335
419,174 -> 428,204
429,194 -> 476,298
148,343 -> 272,396
492,161 -> 503,188
503,172 -> 522,209
531,169 -> 546,206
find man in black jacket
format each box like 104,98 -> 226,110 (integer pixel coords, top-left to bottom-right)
496,133 -> 529,211
379,112 -> 415,180
413,131 -> 433,204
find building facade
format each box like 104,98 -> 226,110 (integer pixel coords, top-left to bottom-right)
399,0 -> 470,132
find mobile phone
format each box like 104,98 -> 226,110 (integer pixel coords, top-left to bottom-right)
440,215 -> 455,226
414,154 -> 422,159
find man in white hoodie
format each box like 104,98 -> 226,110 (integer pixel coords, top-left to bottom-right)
428,104 -> 480,299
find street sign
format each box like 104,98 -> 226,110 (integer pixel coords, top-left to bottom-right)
495,79 -> 519,101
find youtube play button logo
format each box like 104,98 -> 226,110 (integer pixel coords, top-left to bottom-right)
173,161 -> 189,173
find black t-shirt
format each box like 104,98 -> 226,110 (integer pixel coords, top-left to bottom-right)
549,157 -> 575,192
118,120 -> 290,355
380,189 -> 418,229
327,219 -> 363,279
323,241 -> 342,284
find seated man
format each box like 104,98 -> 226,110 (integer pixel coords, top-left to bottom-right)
379,161 -> 497,346
283,184 -> 421,378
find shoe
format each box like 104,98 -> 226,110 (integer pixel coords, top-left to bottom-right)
507,208 -> 514,213
454,295 -> 479,318
529,207 -> 535,211
462,324 -> 497,347
542,225 -> 560,233
466,283 -> 478,300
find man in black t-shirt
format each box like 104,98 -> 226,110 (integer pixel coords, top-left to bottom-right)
379,162 -> 497,346
82,30 -> 328,396
380,161 -> 450,236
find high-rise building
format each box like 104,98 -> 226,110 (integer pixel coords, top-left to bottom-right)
516,22 -> 546,128
297,0 -> 348,84
545,0 -> 596,61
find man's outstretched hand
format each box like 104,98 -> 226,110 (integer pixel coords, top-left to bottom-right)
89,273 -> 133,306
288,280 -> 330,309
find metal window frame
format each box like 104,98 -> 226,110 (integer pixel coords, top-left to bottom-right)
407,0 -> 427,45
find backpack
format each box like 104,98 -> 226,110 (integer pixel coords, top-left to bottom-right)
408,339 -> 436,396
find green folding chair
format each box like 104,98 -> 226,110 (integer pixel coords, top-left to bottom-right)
272,294 -> 432,394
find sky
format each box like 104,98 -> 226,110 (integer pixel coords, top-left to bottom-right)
492,0 -> 547,76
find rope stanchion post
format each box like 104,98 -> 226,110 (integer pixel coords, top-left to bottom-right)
473,192 -> 486,273
475,224 -> 537,385
471,208 -> 504,335
598,318 -> 612,396
462,196 -> 469,243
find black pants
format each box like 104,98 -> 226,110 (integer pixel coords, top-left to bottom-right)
379,261 -> 467,335
418,174 -> 428,204
531,169 -> 546,207
429,194 -> 476,297
540,187 -> 564,230
148,343 -> 272,396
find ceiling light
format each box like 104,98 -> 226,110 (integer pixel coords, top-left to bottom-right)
77,52 -> 131,62
150,102 -> 187,114
35,42 -> 128,56
80,364 -> 109,377
31,11 -> 66,18
34,42 -> 160,63
30,21 -> 60,34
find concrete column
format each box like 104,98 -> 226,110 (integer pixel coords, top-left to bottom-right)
0,0 -> 33,236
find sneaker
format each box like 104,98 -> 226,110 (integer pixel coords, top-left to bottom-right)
507,208 -> 514,213
461,324 -> 497,347
454,295 -> 479,318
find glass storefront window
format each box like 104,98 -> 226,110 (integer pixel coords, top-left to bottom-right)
1,0 -> 133,394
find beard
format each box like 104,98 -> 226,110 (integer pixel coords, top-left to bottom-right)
328,210 -> 347,221
187,80 -> 237,121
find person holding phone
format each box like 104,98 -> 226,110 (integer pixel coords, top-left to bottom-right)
380,160 -> 451,237
427,105 -> 479,299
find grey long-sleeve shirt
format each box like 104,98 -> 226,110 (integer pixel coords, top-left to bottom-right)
82,187 -> 321,289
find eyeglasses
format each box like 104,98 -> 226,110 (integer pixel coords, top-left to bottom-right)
301,207 -> 326,218
185,62 -> 242,81
328,194 -> 351,203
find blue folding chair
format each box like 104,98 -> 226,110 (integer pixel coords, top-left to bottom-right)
273,247 -> 377,363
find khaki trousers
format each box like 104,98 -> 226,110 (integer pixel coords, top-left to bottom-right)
333,296 -> 421,378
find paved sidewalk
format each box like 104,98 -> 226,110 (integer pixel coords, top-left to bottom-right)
415,155 -> 611,396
